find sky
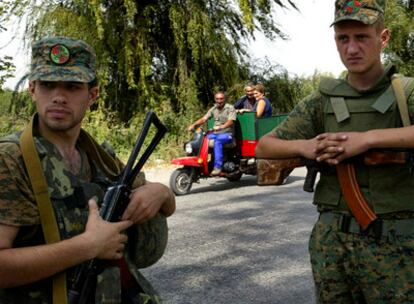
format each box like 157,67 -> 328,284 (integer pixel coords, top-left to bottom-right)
248,0 -> 345,77
0,0 -> 345,89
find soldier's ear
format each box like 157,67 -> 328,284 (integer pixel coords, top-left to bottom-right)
88,86 -> 99,106
28,81 -> 36,101
380,28 -> 390,49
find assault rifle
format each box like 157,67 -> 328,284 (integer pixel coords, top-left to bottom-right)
259,150 -> 412,192
68,110 -> 167,304
258,149 -> 413,229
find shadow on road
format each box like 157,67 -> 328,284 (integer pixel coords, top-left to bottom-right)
187,174 -> 305,195
142,167 -> 316,304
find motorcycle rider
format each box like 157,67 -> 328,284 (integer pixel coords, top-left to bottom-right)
187,91 -> 237,176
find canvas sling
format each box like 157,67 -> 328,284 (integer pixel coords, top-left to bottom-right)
19,114 -> 122,304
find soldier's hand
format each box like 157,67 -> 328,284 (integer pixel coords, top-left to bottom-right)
314,132 -> 369,164
314,133 -> 346,164
122,182 -> 173,224
83,198 -> 133,260
298,137 -> 322,160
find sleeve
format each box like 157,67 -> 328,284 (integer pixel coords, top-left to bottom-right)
0,143 -> 38,226
127,213 -> 168,268
128,170 -> 168,268
203,106 -> 214,121
234,97 -> 244,109
273,92 -> 324,140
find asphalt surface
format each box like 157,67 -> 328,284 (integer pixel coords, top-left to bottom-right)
143,166 -> 318,304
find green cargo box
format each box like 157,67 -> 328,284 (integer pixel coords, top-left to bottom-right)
208,112 -> 288,141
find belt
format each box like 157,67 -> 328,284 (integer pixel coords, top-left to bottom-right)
319,212 -> 414,239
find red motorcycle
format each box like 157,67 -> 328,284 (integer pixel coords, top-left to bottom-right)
169,112 -> 288,195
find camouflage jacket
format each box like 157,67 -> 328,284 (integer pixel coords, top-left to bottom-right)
272,65 -> 414,214
0,127 -> 167,304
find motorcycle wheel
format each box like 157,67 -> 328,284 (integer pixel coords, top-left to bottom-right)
170,167 -> 194,195
227,171 -> 242,182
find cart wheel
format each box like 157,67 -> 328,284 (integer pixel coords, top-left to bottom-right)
227,171 -> 242,182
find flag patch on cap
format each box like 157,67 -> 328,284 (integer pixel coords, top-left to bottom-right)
50,44 -> 70,65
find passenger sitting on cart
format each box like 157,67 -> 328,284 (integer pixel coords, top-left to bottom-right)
187,91 -> 237,176
234,83 -> 272,118
234,83 -> 256,113
253,83 -> 273,118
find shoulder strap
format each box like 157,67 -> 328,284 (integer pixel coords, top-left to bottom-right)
19,114 -> 67,304
391,74 -> 411,127
78,130 -> 122,181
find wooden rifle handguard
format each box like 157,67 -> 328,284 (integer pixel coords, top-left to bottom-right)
336,163 -> 377,230
364,151 -> 407,166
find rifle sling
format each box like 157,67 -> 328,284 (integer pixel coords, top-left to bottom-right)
19,115 -> 122,304
19,115 -> 67,304
392,75 -> 410,128
336,163 -> 377,230
78,130 -> 122,180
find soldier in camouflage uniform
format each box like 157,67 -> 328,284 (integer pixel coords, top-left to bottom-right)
0,37 -> 176,304
187,91 -> 237,176
257,0 -> 414,303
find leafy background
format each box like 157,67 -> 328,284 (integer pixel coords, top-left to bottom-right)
0,0 -> 412,163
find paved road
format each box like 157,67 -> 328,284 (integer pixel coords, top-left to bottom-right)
143,167 -> 318,304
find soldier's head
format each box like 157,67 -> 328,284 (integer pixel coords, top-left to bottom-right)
214,91 -> 226,109
332,0 -> 390,75
29,37 -> 97,88
28,37 -> 99,133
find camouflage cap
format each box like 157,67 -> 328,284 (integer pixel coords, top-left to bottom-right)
29,37 -> 96,83
332,0 -> 385,26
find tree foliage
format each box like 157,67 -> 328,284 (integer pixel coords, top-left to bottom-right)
4,0 -> 297,123
384,0 -> 414,75
0,2 -> 16,91
0,56 -> 15,92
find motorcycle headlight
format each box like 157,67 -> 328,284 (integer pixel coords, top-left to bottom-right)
185,143 -> 193,154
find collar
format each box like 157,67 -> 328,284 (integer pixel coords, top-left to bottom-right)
319,64 -> 397,97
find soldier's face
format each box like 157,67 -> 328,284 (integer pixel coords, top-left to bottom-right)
334,21 -> 390,75
29,81 -> 98,134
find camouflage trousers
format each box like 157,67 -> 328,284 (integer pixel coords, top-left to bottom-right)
309,212 -> 414,304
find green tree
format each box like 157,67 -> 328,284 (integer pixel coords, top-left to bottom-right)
5,0 -> 297,123
0,56 -> 15,91
0,2 -> 16,91
384,0 -> 414,75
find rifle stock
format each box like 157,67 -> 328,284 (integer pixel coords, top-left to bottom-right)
68,111 -> 167,304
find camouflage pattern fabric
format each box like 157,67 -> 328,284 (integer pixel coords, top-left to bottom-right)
203,103 -> 237,135
332,0 -> 385,25
29,37 -> 96,83
0,129 -> 166,303
273,65 -> 414,141
309,215 -> 414,303
271,65 -> 414,302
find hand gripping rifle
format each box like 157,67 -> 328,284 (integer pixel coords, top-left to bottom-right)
68,110 -> 167,304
